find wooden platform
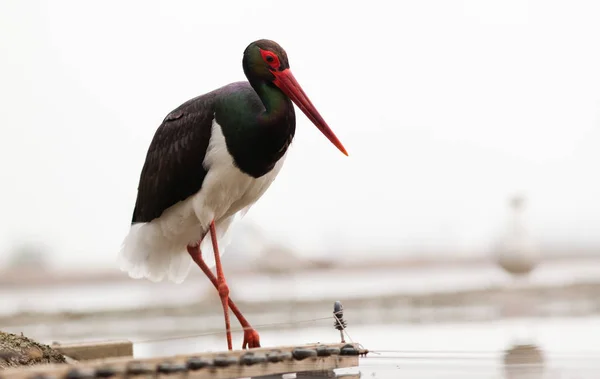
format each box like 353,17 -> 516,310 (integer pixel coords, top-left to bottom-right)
0,341 -> 365,379
51,340 -> 134,362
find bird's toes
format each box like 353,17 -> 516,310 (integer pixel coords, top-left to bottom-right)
242,329 -> 261,349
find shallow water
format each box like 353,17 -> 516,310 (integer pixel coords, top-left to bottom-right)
3,259 -> 600,317
132,317 -> 600,378
4,315 -> 598,378
4,260 -> 600,377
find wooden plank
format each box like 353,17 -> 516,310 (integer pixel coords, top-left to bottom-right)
52,340 -> 133,361
0,342 -> 364,379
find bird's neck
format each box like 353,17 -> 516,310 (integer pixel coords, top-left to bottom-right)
221,80 -> 295,178
253,82 -> 293,123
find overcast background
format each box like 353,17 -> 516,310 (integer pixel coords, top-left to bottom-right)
1,0 -> 599,270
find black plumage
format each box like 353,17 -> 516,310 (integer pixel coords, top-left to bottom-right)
131,82 -> 295,224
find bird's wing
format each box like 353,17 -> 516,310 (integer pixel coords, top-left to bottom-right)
131,94 -> 217,224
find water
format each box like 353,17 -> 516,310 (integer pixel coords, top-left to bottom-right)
3,260 -> 600,377
3,259 -> 600,317
8,316 -> 600,377
131,318 -> 600,378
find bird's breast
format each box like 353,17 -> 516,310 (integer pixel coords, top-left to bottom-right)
190,118 -> 288,227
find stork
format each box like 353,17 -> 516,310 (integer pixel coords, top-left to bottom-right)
118,39 -> 348,351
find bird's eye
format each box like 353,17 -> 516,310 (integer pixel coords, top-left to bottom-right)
259,49 -> 280,68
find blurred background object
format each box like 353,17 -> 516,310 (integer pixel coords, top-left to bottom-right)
494,194 -> 540,278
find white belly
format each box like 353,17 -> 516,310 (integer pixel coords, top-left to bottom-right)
118,119 -> 287,283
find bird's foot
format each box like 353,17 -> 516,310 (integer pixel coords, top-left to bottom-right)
242,328 -> 261,349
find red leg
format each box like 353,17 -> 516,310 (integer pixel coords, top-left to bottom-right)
187,226 -> 261,349
207,221 -> 233,351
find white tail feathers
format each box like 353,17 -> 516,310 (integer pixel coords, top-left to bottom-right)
117,222 -> 192,283
117,216 -> 237,284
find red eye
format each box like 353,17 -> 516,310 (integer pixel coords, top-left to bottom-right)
259,49 -> 280,69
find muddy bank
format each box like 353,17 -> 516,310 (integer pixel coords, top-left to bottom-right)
0,331 -> 66,369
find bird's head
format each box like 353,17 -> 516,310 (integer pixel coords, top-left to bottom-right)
243,39 -> 348,156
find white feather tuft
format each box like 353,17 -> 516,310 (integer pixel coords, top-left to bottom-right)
117,216 -> 238,283
117,222 -> 192,284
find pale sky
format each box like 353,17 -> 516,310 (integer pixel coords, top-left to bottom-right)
1,0 -> 599,269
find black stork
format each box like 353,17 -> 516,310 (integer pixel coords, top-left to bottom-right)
118,39 -> 348,351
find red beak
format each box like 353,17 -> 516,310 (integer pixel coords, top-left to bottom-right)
273,69 -> 348,156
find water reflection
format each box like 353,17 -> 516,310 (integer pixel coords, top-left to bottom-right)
503,344 -> 545,379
